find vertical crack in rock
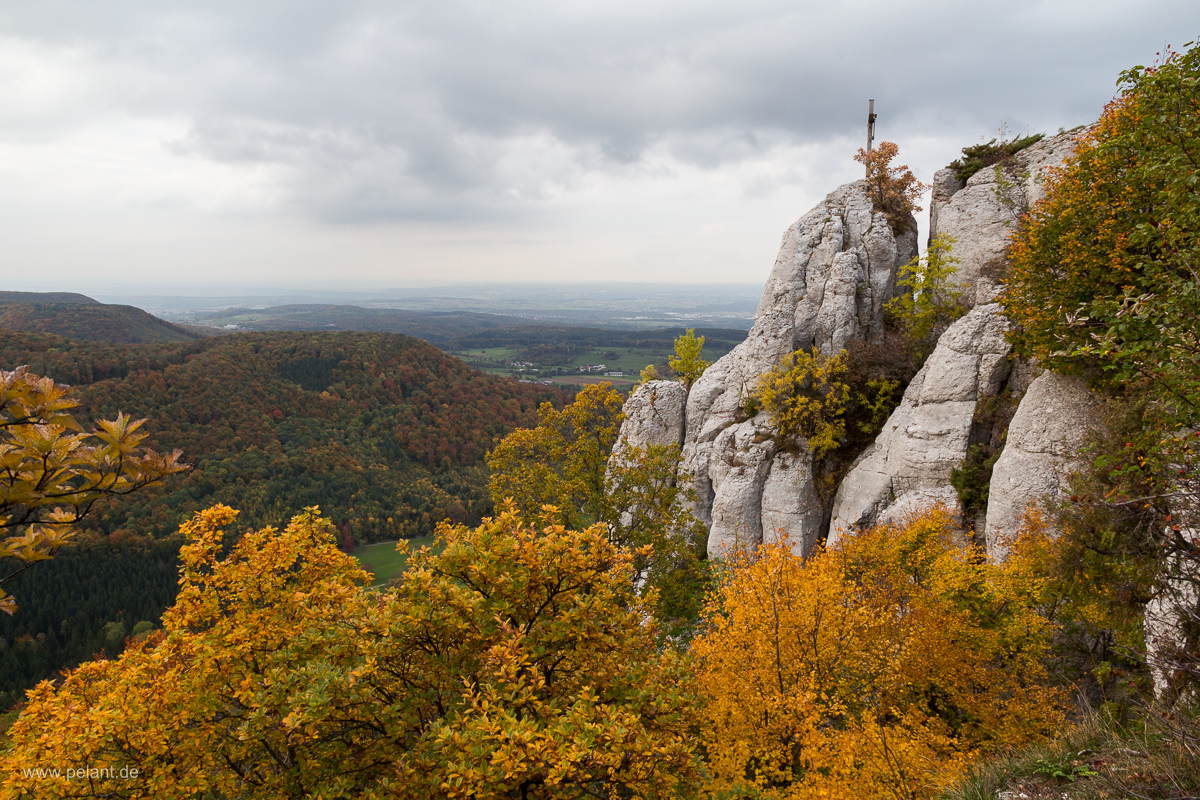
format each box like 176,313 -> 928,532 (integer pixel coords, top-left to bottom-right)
827,303 -> 1012,544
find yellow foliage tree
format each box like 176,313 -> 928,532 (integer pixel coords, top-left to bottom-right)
753,347 -> 851,457
0,504 -> 700,799
486,382 -> 624,527
668,328 -> 709,386
487,383 -> 709,635
0,366 -> 186,613
693,506 -> 1066,800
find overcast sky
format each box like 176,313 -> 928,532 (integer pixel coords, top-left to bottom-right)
2,1 -> 1195,292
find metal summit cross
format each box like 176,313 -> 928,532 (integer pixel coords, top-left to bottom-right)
865,98 -> 877,176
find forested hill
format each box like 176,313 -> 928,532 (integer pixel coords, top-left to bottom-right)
0,329 -> 566,708
0,330 -> 568,543
0,293 -> 200,344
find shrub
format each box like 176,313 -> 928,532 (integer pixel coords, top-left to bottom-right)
753,348 -> 851,457
947,133 -> 1044,182
0,505 -> 702,799
668,328 -> 709,386
695,506 -> 1065,800
949,444 -> 998,518
1002,42 -> 1200,423
885,234 -> 969,358
638,363 -> 661,383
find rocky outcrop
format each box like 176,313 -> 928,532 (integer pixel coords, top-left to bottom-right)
612,380 -> 687,455
930,129 -> 1083,304
612,180 -> 916,558
760,450 -> 824,556
983,372 -> 1104,559
827,303 -> 1012,545
612,131 -> 1092,561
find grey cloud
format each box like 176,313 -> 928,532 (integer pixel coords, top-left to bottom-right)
3,0 -> 1197,223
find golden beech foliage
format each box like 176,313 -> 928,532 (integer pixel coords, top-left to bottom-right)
0,366 -> 186,613
0,504 -> 699,800
693,506 -> 1066,800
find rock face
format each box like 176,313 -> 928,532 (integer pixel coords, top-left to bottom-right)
827,303 -> 1012,544
612,380 -> 687,455
613,180 -> 916,558
760,450 -> 824,556
1144,552 -> 1199,703
983,372 -> 1104,559
685,182 -> 916,557
612,130 -> 1093,561
930,129 -> 1082,304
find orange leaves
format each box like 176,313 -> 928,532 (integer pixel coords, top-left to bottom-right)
0,504 -> 701,799
854,141 -> 927,232
0,366 -> 187,612
1002,42 -> 1200,414
694,506 -> 1066,799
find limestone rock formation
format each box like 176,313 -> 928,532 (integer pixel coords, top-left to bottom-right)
612,130 -> 1092,561
760,450 -> 824,557
930,129 -> 1083,304
612,180 -> 916,557
612,380 -> 687,455
827,303 -> 1012,545
983,371 -> 1104,559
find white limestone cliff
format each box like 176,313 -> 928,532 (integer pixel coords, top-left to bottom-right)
827,303 -> 1011,544
613,180 -> 916,558
612,129 -> 1096,560
983,371 -> 1104,559
930,129 -> 1083,304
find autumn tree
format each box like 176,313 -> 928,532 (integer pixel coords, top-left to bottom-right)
1002,42 -> 1200,703
0,504 -> 701,799
487,383 -> 709,634
1002,42 -> 1200,421
0,366 -> 186,613
693,506 -> 1066,800
854,140 -> 926,232
486,383 -> 623,528
668,328 -> 709,386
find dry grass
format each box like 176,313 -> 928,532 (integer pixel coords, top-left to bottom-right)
943,704 -> 1200,800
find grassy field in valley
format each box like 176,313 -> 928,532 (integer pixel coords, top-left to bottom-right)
353,536 -> 436,586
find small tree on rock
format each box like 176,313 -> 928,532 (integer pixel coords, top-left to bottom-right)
668,329 -> 709,386
854,141 -> 926,233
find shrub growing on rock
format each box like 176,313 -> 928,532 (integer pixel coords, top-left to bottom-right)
885,234 -> 969,359
947,133 -> 1045,182
753,348 -> 851,457
854,141 -> 926,233
1003,42 -> 1200,424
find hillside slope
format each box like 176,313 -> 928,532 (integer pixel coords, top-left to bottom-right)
0,329 -> 566,709
0,296 -> 200,343
0,330 -> 566,541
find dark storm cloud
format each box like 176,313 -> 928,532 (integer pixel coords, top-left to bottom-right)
3,0 -> 1196,223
